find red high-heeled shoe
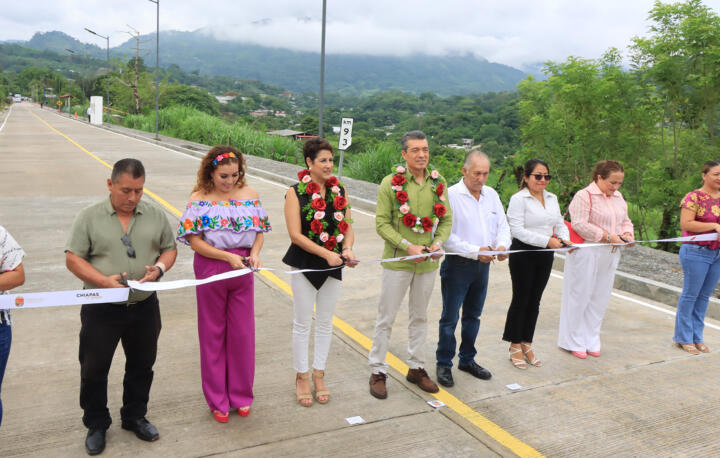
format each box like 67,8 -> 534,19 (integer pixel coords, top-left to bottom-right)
212,410 -> 229,423
238,407 -> 250,417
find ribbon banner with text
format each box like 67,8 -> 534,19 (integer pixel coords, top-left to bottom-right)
2,233 -> 716,308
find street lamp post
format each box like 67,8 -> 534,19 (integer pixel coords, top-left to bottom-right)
84,27 -> 110,113
318,0 -> 326,138
65,49 -> 76,110
149,0 -> 160,140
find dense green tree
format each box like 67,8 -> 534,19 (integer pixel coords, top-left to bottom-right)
160,84 -> 220,115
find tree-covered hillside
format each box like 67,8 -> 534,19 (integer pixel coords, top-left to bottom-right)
17,30 -> 528,96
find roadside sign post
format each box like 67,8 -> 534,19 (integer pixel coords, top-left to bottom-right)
90,96 -> 103,125
337,117 -> 353,179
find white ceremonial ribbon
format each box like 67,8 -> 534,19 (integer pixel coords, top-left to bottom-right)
0,288 -> 129,310
127,266 -> 346,291
6,233 -> 719,303
473,233 -> 719,256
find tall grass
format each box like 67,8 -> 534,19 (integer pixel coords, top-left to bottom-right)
123,106 -> 301,160
344,142 -> 400,184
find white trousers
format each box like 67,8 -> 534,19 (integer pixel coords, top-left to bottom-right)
291,273 -> 341,373
558,246 -> 620,352
368,268 -> 437,374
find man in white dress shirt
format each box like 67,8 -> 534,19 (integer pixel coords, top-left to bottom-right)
435,151 -> 511,387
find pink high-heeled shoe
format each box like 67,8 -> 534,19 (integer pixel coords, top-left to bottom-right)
571,351 -> 587,359
587,350 -> 601,357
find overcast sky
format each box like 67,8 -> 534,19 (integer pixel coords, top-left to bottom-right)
2,0 -> 720,68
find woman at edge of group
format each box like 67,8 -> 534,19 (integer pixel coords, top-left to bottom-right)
283,138 -> 358,407
557,160 -> 634,359
177,146 -> 271,423
0,225 -> 26,427
503,159 -> 572,369
673,160 -> 720,355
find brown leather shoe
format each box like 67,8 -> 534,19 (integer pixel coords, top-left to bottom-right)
369,373 -> 388,399
406,368 -> 439,393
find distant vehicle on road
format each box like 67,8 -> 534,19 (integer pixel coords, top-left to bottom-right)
12,94 -> 22,103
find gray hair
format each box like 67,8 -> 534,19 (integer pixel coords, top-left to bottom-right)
111,158 -> 145,183
401,130 -> 427,151
463,150 -> 489,168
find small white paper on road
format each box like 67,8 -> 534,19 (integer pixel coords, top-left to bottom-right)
427,400 -> 446,408
506,383 -> 523,391
346,416 -> 365,425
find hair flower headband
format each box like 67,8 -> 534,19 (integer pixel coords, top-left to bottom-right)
212,151 -> 237,166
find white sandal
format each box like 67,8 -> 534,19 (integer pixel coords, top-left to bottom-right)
521,343 -> 542,367
510,346 -> 527,369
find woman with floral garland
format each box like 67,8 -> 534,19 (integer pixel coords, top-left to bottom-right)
177,145 -> 271,423
283,138 -> 357,407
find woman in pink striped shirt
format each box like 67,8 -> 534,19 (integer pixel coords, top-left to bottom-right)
558,160 -> 635,359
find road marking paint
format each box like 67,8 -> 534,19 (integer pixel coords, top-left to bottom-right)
1,104 -> 14,133
30,105 -> 544,458
39,108 -> 380,218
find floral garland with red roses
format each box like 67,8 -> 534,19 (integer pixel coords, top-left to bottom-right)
297,169 -> 354,252
390,164 -> 447,233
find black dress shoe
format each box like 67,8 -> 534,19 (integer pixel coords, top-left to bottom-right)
85,428 -> 106,455
458,361 -> 492,380
121,417 -> 159,442
436,366 -> 454,387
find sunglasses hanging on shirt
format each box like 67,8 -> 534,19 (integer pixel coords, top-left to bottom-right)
121,234 -> 136,258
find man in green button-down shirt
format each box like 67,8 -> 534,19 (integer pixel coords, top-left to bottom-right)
368,131 -> 452,399
65,159 -> 177,455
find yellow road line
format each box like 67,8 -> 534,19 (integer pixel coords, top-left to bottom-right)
31,107 -> 543,458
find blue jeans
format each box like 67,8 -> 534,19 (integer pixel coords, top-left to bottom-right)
436,256 -> 489,368
674,244 -> 720,344
0,323 -> 11,427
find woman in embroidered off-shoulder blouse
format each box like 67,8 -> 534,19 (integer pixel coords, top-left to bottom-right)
177,146 -> 271,423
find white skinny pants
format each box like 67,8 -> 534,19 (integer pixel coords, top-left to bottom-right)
291,273 -> 341,373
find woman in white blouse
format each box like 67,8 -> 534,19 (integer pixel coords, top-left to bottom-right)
503,159 -> 571,369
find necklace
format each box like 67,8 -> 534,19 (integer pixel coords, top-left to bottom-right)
390,165 -> 447,233
297,169 -> 353,252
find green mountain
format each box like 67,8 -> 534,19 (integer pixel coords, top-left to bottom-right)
14,30 -> 528,95
26,31 -> 105,58
0,42 -> 107,76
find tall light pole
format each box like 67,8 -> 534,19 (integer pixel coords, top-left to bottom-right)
65,48 -> 76,109
149,0 -> 160,140
318,0 -> 326,138
84,27 -> 110,111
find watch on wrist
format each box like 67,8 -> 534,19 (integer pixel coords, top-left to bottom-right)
154,265 -> 164,279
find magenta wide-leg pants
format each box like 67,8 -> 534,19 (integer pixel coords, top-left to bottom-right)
193,248 -> 255,412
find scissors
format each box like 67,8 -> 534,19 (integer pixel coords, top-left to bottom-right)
240,256 -> 259,272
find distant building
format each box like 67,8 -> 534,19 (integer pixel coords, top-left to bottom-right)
332,126 -> 341,134
462,138 -> 474,149
250,108 -> 272,117
267,129 -> 306,140
215,95 -> 237,104
274,110 -> 287,117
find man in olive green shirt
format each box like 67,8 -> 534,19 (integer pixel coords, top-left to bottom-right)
65,158 -> 177,455
368,131 -> 452,399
